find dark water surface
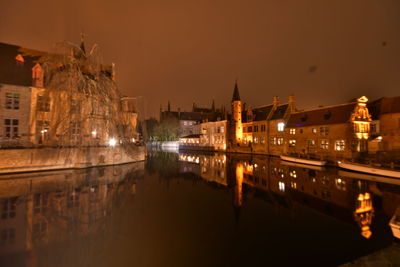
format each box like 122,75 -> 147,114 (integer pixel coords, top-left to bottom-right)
0,151 -> 399,267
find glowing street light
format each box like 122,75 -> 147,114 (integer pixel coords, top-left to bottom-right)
108,138 -> 117,147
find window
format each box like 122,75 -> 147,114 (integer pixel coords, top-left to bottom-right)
5,93 -> 20,110
261,125 -> 266,132
270,137 -> 276,145
1,197 -> 17,219
220,126 -> 225,133
320,139 -> 329,149
71,99 -> 81,114
289,139 -> 296,147
254,125 -> 258,132
37,96 -> 50,112
254,137 -> 258,143
248,126 -> 253,132
4,119 -> 19,138
289,128 -> 296,135
277,137 -> 283,145
370,123 -> 377,133
260,136 -> 265,144
320,127 -> 329,136
34,193 -> 48,214
277,122 -> 285,132
335,140 -> 345,151
307,139 -> 315,146
312,128 -> 317,134
0,228 -> 15,246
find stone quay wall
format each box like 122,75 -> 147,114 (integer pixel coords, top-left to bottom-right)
0,145 -> 146,174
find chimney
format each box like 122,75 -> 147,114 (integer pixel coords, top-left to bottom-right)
288,95 -> 295,113
273,96 -> 279,107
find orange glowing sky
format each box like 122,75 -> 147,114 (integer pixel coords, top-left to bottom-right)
1,0 -> 400,118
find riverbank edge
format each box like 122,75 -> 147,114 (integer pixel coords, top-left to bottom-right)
0,145 -> 146,175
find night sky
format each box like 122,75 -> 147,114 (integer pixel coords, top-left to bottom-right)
1,0 -> 399,118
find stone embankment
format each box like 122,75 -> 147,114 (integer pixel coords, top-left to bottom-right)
0,145 -> 146,174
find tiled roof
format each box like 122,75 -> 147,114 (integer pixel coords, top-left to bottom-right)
287,103 -> 356,128
253,105 -> 273,121
368,96 -> 400,119
270,104 -> 289,120
0,42 -> 45,87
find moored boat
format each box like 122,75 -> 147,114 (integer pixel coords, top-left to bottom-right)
389,207 -> 400,239
280,155 -> 327,166
338,161 -> 400,179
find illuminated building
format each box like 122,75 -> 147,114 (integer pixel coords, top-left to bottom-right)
285,97 -> 372,162
351,96 -> 372,152
0,41 -> 139,148
367,96 -> 400,156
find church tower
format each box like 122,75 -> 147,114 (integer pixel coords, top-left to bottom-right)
231,81 -> 243,144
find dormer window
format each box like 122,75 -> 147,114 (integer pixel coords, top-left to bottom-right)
32,63 -> 44,87
15,54 -> 24,66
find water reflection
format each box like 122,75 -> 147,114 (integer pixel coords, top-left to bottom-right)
162,151 -> 400,240
0,163 -> 144,266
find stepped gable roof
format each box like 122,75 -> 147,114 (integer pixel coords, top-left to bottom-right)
253,104 -> 274,121
286,102 -> 356,128
270,104 -> 289,120
0,42 -> 46,87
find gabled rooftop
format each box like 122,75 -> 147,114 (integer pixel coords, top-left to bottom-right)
0,42 -> 46,87
287,102 -> 356,128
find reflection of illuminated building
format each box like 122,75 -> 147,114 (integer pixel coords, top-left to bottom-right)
0,163 -> 143,258
354,192 -> 374,239
234,163 -> 244,207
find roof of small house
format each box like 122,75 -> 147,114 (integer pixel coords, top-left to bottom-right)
286,102 -> 356,128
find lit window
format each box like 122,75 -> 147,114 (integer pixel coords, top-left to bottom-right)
270,137 -> 276,145
320,139 -> 329,149
289,139 -> 296,147
248,126 -> 253,132
261,125 -> 266,132
5,93 -> 20,110
289,128 -> 296,135
254,125 -> 259,132
312,128 -> 317,134
279,182 -> 285,192
277,137 -> 284,145
307,139 -> 315,146
277,122 -> 285,132
335,140 -> 345,151
254,137 -> 258,143
260,136 -> 265,144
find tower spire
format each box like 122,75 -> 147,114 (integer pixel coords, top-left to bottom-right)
232,79 -> 240,101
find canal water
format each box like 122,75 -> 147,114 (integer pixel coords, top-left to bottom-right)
0,151 -> 399,267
